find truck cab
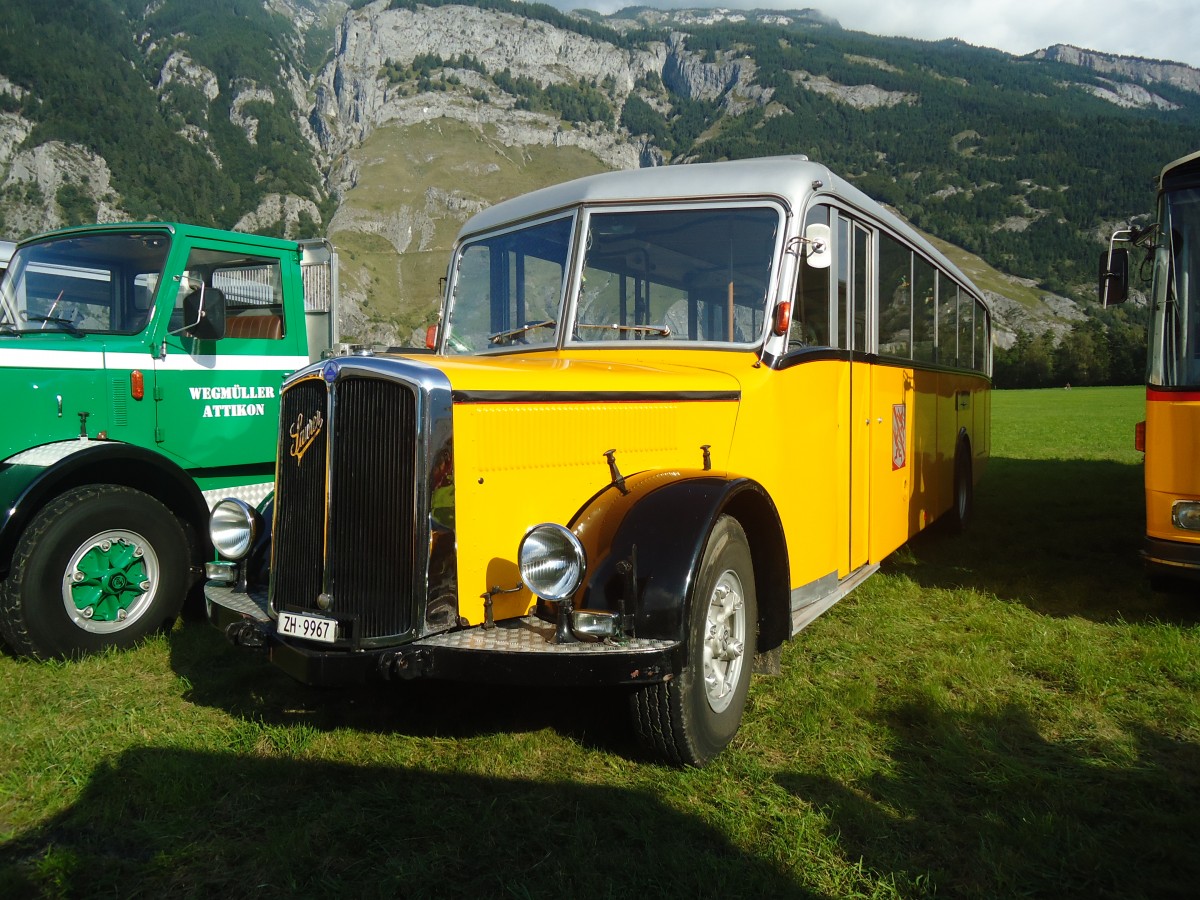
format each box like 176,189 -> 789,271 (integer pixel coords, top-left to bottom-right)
0,239 -> 13,283
0,222 -> 337,658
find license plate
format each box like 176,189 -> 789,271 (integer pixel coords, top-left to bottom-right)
278,610 -> 338,644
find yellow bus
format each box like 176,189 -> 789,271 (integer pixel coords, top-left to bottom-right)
1102,149 -> 1200,584
205,156 -> 991,766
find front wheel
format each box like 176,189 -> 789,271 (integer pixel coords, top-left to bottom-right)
0,485 -> 189,659
630,515 -> 757,766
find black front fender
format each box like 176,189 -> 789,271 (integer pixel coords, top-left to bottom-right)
0,441 -> 211,578
570,470 -> 785,644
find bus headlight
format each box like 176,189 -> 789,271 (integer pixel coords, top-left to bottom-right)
210,498 -> 261,560
519,523 -> 586,601
1171,500 -> 1200,532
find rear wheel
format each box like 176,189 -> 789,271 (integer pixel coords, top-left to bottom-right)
0,485 -> 189,659
948,442 -> 973,533
630,515 -> 757,766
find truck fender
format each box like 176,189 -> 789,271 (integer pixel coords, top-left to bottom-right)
0,441 -> 211,578
569,470 -> 790,654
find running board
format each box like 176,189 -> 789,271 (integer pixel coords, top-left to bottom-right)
790,563 -> 879,635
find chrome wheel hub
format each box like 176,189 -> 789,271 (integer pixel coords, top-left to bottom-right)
701,570 -> 747,713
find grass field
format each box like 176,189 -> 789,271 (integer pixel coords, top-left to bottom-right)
2,385 -> 1197,899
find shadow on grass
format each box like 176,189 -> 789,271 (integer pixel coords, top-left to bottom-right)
777,698 -> 1200,899
0,747 -> 817,899
169,623 -> 649,758
894,456 -> 1199,625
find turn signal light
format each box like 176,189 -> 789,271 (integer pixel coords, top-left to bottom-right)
1134,420 -> 1145,453
131,370 -> 145,401
773,301 -> 792,336
425,324 -> 438,350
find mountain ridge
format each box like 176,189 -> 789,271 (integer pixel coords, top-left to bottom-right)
0,0 -> 1194,356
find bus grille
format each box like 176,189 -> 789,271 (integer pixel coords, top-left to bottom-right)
271,378 -> 327,615
271,374 -> 420,642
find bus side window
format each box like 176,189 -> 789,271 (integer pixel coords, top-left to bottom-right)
913,255 -> 936,364
878,233 -> 912,358
937,274 -> 959,366
790,205 -> 831,347
835,216 -> 869,352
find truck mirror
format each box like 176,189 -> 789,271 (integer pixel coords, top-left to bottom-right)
183,286 -> 227,340
1098,248 -> 1129,306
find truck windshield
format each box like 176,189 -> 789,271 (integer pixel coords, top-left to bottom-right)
0,232 -> 170,336
1149,187 -> 1200,387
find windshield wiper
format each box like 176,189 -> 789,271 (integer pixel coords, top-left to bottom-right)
488,319 -> 556,345
22,313 -> 83,336
576,322 -> 672,337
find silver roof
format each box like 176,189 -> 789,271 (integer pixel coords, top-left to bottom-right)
456,155 -> 984,303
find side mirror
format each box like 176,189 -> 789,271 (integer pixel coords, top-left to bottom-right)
182,286 -> 227,340
804,223 -> 831,270
1098,248 -> 1129,306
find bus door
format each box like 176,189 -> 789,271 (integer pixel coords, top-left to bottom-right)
838,215 -> 872,573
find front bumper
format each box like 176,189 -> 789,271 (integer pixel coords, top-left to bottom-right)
1143,536 -> 1200,582
205,582 -> 682,688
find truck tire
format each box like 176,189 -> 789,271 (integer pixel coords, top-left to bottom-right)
630,515 -> 757,766
0,485 -> 189,659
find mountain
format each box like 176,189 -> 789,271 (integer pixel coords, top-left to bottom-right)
1,0 -> 1196,357
0,0 -> 341,237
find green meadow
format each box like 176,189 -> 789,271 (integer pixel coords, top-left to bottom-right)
2,385 -> 1196,899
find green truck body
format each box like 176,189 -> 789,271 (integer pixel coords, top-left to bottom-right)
0,222 -> 337,657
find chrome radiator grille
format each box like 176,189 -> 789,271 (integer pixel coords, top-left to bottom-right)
271,372 -> 421,642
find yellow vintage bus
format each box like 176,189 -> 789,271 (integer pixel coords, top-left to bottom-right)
1102,149 -> 1200,584
205,156 -> 991,766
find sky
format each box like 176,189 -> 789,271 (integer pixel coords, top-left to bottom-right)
548,1 -> 1200,70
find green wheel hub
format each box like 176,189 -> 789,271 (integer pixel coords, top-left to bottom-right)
62,529 -> 159,634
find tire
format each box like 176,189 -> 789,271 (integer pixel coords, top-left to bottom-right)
0,485 -> 189,659
630,515 -> 757,766
948,442 -> 973,534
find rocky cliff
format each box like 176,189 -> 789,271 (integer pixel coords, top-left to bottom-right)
1035,44 -> 1200,95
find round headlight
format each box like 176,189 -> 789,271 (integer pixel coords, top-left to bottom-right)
519,523 -> 586,601
210,498 -> 260,561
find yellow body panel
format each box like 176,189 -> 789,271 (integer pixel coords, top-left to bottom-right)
427,348 -> 989,625
724,359 -> 844,589
1145,392 -> 1200,546
437,350 -> 741,624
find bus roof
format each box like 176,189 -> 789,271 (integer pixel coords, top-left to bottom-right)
456,155 -> 984,303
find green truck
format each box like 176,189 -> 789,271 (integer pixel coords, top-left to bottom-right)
0,222 -> 338,658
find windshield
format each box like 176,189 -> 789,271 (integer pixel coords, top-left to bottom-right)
574,205 -> 779,345
0,232 -> 170,336
1148,187 -> 1200,387
443,215 -> 573,354
442,203 -> 782,354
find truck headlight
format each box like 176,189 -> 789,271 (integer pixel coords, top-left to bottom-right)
519,523 -> 585,601
210,498 -> 261,560
1172,500 -> 1200,532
